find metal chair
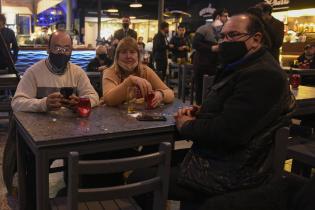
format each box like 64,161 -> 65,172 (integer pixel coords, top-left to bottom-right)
51,142 -> 172,210
179,64 -> 194,104
180,122 -> 291,210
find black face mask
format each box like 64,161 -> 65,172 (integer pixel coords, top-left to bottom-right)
218,41 -> 248,65
122,23 -> 129,29
48,53 -> 71,72
98,53 -> 108,61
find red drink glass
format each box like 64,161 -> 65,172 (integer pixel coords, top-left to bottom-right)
135,86 -> 142,99
146,93 -> 155,109
290,74 -> 301,89
77,97 -> 91,117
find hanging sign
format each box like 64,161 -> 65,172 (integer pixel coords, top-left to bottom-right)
199,4 -> 216,18
265,0 -> 290,10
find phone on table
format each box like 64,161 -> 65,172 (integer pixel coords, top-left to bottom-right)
136,114 -> 167,121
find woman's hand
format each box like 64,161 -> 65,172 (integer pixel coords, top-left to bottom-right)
151,91 -> 164,108
129,75 -> 152,97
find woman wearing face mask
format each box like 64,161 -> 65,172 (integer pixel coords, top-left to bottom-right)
102,37 -> 174,107
87,45 -> 112,72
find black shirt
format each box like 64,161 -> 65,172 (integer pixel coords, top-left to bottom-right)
86,57 -> 112,72
113,28 -> 137,41
170,35 -> 191,61
0,27 -> 19,68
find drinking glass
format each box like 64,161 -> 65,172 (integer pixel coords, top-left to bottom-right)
127,86 -> 137,114
290,74 -> 301,89
146,92 -> 155,109
77,97 -> 91,117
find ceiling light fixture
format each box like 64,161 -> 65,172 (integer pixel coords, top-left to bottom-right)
106,6 -> 119,13
129,0 -> 142,8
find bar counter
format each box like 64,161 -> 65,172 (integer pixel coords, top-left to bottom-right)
16,46 -> 96,72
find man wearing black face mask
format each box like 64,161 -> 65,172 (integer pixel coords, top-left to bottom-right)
11,30 -> 99,112
113,16 -> 137,43
129,14 -> 295,210
87,45 -> 112,72
3,31 -> 99,205
173,13 -> 295,198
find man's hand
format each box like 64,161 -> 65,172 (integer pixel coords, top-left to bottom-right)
113,39 -> 119,45
211,45 -> 219,52
61,95 -> 80,110
174,107 -> 196,131
46,92 -> 62,111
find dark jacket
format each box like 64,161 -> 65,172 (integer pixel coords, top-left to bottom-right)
265,17 -> 284,61
297,53 -> 315,69
152,31 -> 169,61
170,35 -> 191,61
86,57 -> 112,72
180,48 -> 294,194
192,24 -> 218,75
0,27 -> 19,68
113,28 -> 137,41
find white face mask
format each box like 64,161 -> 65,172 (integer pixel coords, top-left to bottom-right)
118,60 -> 138,72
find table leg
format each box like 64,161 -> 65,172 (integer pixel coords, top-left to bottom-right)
178,66 -> 182,99
36,151 -> 50,210
181,65 -> 186,103
16,130 -> 27,210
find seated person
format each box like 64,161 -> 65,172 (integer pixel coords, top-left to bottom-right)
102,37 -> 174,107
12,31 -> 99,111
86,45 -> 112,72
297,44 -> 315,69
4,30 -> 99,196
129,13 -> 295,210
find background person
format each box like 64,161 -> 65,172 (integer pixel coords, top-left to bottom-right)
170,24 -> 191,63
113,16 -> 137,44
255,2 -> 284,62
87,45 -> 112,72
0,13 -> 19,69
152,21 -> 173,81
297,44 -> 315,69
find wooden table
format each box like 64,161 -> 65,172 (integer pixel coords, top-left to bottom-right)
292,85 -> 315,116
15,100 -> 184,210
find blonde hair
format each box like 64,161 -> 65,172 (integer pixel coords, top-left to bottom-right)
114,37 -> 141,78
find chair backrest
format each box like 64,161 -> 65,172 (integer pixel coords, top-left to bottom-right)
180,64 -> 194,103
202,74 -> 215,103
67,142 -> 171,210
258,125 -> 290,181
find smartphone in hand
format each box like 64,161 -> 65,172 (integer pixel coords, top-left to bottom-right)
60,87 -> 74,99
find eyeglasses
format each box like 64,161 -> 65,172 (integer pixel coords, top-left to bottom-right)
219,31 -> 252,41
51,46 -> 72,54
